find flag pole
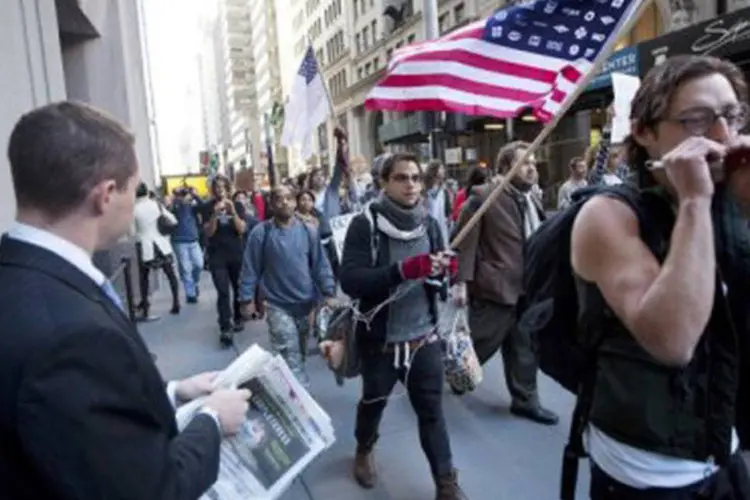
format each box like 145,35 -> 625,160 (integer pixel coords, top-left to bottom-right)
450,0 -> 654,249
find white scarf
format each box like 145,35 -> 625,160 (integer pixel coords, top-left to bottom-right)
522,192 -> 542,240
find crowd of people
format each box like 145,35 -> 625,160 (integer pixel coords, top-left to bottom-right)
3,53 -> 750,500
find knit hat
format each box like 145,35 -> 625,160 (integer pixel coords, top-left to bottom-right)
371,153 -> 391,180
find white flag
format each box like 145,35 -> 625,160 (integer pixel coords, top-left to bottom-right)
281,46 -> 331,160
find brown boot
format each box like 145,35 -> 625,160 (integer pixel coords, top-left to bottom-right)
435,469 -> 467,500
353,447 -> 377,489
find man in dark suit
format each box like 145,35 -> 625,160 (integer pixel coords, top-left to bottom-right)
0,101 -> 251,499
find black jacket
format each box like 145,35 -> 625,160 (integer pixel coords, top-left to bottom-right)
339,206 -> 446,352
0,237 -> 220,499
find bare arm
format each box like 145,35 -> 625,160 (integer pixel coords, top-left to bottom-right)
571,195 -> 715,366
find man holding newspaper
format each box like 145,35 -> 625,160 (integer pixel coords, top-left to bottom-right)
0,102 -> 250,500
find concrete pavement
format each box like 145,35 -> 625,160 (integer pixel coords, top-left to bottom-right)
140,275 -> 591,500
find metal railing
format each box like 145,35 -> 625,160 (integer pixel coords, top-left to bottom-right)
108,257 -> 136,323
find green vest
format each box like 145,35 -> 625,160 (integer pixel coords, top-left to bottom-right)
580,186 -> 745,465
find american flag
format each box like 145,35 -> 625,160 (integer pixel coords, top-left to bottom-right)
365,0 -> 642,122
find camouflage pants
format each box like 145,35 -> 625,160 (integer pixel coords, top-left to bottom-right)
266,304 -> 311,386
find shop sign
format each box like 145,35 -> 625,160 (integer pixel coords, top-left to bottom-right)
639,6 -> 750,74
587,46 -> 639,91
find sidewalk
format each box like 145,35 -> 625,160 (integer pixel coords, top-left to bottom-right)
140,274 -> 590,499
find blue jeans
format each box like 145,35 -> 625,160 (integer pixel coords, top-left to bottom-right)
173,241 -> 203,298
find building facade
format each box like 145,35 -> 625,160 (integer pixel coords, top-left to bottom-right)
250,0 -> 288,180
218,0 -> 260,172
1,0 -> 158,290
1,0 -> 157,224
287,0 -> 351,176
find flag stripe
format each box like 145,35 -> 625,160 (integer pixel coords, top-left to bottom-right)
391,51 -> 559,87
380,73 -> 568,104
365,97 -> 529,119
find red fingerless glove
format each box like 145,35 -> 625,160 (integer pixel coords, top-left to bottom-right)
448,255 -> 458,281
400,254 -> 433,280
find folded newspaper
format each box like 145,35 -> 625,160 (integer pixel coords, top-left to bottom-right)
176,345 -> 336,500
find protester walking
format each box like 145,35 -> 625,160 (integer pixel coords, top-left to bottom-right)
238,185 -> 336,387
201,175 -> 247,345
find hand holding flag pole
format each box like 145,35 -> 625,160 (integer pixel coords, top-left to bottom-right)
450,0 -> 654,249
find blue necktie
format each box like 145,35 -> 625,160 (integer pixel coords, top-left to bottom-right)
101,280 -> 125,313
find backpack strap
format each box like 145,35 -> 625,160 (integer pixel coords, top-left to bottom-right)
303,220 -> 317,270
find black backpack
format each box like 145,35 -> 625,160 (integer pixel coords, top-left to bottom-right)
518,184 -> 647,393
517,184 -> 652,500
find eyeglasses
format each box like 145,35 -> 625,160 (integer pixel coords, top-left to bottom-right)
391,173 -> 422,183
666,103 -> 749,136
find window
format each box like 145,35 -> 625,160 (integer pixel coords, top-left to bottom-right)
353,0 -> 358,20
407,34 -> 416,44
365,62 -> 372,75
360,0 -> 365,14
373,57 -> 379,69
358,67 -> 363,79
355,33 -> 361,53
438,12 -> 450,34
371,20 -> 377,44
386,48 -> 393,60
454,3 -> 465,24
363,27 -> 369,49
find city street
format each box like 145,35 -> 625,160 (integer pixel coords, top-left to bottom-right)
142,276 -> 591,500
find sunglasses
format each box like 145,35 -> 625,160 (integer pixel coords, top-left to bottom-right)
391,173 -> 422,183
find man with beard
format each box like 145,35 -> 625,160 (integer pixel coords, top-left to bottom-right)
453,141 -> 558,425
571,55 -> 750,498
339,153 -> 465,499
238,185 -> 336,387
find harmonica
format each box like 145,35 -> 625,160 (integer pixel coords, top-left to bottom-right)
646,147 -> 750,174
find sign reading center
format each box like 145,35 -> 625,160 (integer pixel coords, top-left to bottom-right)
587,46 -> 639,91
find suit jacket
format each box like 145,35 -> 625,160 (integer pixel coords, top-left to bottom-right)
455,181 -> 545,306
0,236 -> 221,499
134,197 -> 177,262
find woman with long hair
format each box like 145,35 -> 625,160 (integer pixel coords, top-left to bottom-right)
296,189 -> 338,278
